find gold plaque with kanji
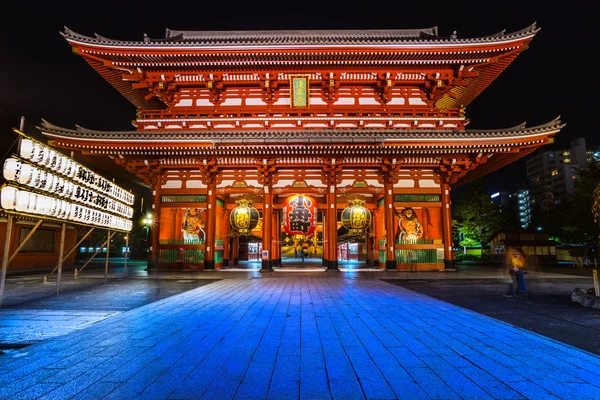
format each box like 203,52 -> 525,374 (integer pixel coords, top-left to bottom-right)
289,74 -> 310,108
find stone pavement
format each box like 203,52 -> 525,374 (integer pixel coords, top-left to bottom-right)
386,277 -> 600,356
1,277 -> 600,399
0,309 -> 120,346
0,276 -> 217,347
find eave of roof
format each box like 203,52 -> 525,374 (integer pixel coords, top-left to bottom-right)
39,116 -> 563,145
62,23 -> 538,50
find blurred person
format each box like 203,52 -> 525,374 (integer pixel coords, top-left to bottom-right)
504,247 -> 526,297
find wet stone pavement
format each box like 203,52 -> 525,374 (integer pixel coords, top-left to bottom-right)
0,276 -> 217,347
0,277 -> 599,399
385,277 -> 600,356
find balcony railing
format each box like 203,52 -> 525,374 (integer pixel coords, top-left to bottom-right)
136,106 -> 463,131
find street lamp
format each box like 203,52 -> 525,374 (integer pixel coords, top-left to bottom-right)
142,213 -> 153,227
141,213 -> 153,254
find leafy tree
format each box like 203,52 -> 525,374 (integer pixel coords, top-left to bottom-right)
458,236 -> 479,248
453,180 -> 503,249
564,161 -> 600,261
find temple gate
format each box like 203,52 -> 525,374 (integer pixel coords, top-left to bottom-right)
40,24 -> 563,271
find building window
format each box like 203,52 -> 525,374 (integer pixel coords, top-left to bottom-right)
562,151 -> 570,157
551,170 -> 558,176
18,228 -> 55,252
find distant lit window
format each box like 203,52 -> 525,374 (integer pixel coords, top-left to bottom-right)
564,158 -> 571,163
563,151 -> 570,156
551,170 -> 559,176
548,154 -> 554,158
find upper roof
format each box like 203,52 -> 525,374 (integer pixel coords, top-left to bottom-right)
62,24 -> 537,48
61,24 -> 539,110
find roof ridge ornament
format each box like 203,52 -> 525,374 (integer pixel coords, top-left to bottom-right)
538,115 -> 563,129
39,119 -> 63,130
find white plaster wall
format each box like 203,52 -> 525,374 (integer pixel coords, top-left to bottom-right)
161,180 -> 183,189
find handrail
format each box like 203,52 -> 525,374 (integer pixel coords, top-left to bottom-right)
138,106 -> 461,122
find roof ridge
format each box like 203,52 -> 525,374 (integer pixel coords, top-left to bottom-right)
61,24 -> 538,46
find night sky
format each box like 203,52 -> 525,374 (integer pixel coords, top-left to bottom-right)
0,0 -> 593,198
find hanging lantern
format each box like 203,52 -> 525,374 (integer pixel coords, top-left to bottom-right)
283,194 -> 317,236
230,199 -> 260,235
341,199 -> 372,236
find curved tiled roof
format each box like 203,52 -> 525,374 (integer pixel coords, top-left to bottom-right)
62,23 -> 538,48
39,117 -> 563,144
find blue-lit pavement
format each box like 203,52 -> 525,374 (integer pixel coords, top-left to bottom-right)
1,277 -> 599,399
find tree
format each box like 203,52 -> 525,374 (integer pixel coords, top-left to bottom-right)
564,161 -> 600,262
453,180 -> 503,249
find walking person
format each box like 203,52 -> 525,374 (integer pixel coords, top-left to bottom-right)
514,247 -> 527,295
504,247 -> 526,297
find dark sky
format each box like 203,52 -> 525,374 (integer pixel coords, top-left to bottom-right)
0,0 -> 592,197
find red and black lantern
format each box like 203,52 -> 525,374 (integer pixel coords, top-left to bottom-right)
341,199 -> 371,236
230,199 -> 260,235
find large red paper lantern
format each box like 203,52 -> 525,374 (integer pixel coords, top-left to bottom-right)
283,194 -> 317,236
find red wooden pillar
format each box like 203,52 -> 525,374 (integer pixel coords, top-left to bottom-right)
150,175 -> 161,269
272,209 -> 281,267
222,210 -> 230,267
205,181 -> 217,269
262,183 -> 273,271
365,214 -> 373,266
326,184 -> 338,270
233,235 -> 239,265
372,209 -> 380,267
441,182 -> 454,270
384,179 -> 396,270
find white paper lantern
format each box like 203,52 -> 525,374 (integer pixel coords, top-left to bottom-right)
39,147 -> 50,166
15,191 -> 30,212
48,198 -> 58,217
38,196 -> 49,215
3,158 -> 20,181
24,193 -> 38,213
60,201 -> 70,219
43,173 -> 55,192
44,150 -> 56,168
20,139 -> 34,160
1,186 -> 18,210
32,142 -> 44,163
17,164 -> 34,185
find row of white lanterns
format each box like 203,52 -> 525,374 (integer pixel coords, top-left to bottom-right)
20,139 -> 134,205
1,186 -> 132,231
4,158 -> 133,219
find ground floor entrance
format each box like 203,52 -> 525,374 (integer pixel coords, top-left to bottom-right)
152,166 -> 453,272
